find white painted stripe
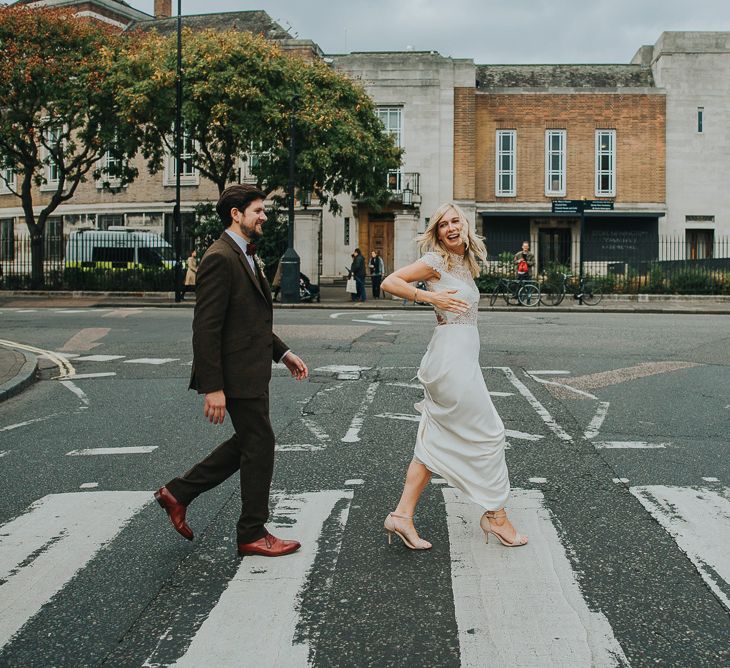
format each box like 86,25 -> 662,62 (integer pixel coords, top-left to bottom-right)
344,479 -> 364,486
530,373 -> 600,400
275,444 -> 324,452
352,318 -> 392,325
612,478 -> 630,484
376,412 -> 420,422
74,354 -> 125,362
702,477 -> 720,483
79,483 -> 99,489
342,382 -> 380,443
53,352 -> 80,358
526,370 -> 572,375
0,451 -> 8,458
301,417 -> 330,443
488,391 -> 514,397
529,477 -> 548,483
631,485 -> 730,611
0,491 -> 151,649
314,365 -> 372,374
66,447 -> 158,456
53,309 -> 92,314
505,429 -> 544,441
59,380 -> 89,406
67,372 -> 117,379
594,441 -> 668,449
168,490 -> 353,668
0,413 -> 63,432
103,309 -> 142,318
498,367 -> 573,441
15,309 -> 37,313
0,339 -> 75,379
124,358 -> 179,365
584,401 -> 611,440
59,328 -> 110,352
443,488 -> 628,667
386,382 -> 422,390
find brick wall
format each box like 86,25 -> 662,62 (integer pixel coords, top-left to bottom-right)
453,87 -> 476,201
456,92 -> 665,204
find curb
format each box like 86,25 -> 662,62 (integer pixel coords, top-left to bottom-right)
0,351 -> 38,403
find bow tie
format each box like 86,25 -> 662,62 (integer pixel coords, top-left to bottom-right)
246,243 -> 257,256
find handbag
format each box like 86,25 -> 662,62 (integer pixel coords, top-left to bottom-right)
345,278 -> 357,293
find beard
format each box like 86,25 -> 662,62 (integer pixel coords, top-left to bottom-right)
239,220 -> 263,241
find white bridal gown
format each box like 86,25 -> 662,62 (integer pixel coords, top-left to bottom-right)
414,251 -> 510,510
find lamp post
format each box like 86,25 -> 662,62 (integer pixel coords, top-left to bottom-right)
173,0 -> 184,303
280,102 -> 300,304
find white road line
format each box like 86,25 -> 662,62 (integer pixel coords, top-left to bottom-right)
529,373 -> 600,400
275,444 -> 325,452
0,413 -> 63,432
167,490 -> 353,668
352,319 -> 392,325
497,367 -> 573,442
443,488 -> 628,667
59,380 -> 89,406
594,441 -> 668,449
73,354 -> 125,362
342,382 -> 380,443
0,491 -> 151,649
376,412 -> 420,422
529,477 -> 548,483
15,309 -> 37,313
124,358 -> 179,365
103,309 -> 142,318
386,382 -> 422,390
301,417 -> 330,443
0,451 -> 8,458
53,309 -> 92,314
489,391 -> 514,397
526,370 -> 572,375
0,339 -> 75,379
314,365 -> 372,375
505,429 -> 544,441
702,477 -> 720,483
59,328 -> 110,352
584,401 -> 611,440
344,479 -> 364,486
612,478 -> 630,484
66,447 -> 158,456
631,485 -> 730,611
79,483 -> 99,489
67,372 -> 117,379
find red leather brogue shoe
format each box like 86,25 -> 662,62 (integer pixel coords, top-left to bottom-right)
154,486 -> 194,541
237,532 -> 301,557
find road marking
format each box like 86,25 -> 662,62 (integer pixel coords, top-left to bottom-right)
344,479 -> 364,486
275,444 -> 325,452
631,485 -> 730,611
124,358 -> 180,365
73,354 -> 125,362
314,365 -> 371,381
443,488 -> 628,667
526,370 -> 572,375
584,401 -> 611,440
352,318 -> 392,325
59,328 -> 110,352
53,309 -> 92,314
702,477 -> 720,483
15,309 -> 37,313
0,339 -> 75,379
612,478 -> 630,484
0,491 -> 151,650
594,441 -> 668,449
376,412 -> 419,422
489,391 -> 514,397
67,372 -> 117,379
66,446 -> 158,456
79,483 -> 99,489
342,382 -> 380,443
387,382 -> 422,390
166,490 -> 353,668
0,451 -> 8,458
505,429 -> 544,441
529,477 -> 548,483
529,373 -> 599,400
375,416 -> 544,442
497,367 -> 573,442
103,309 -> 142,318
430,478 -> 448,485
59,380 -> 89,406
0,413 -> 64,432
301,417 -> 330,443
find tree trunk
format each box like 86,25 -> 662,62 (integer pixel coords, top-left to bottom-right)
30,230 -> 45,290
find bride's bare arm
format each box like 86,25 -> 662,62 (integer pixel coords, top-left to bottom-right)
381,261 -> 470,314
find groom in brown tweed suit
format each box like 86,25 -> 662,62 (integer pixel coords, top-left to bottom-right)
155,184 -> 308,557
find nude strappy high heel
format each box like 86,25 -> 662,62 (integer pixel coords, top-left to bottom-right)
384,512 -> 432,550
480,509 -> 528,547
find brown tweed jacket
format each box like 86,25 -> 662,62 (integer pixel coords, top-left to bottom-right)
189,232 -> 288,399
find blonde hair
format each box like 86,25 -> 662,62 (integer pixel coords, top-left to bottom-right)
416,203 -> 486,277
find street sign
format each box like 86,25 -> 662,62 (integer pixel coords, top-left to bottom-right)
552,200 -> 615,213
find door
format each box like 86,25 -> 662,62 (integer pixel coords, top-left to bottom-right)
538,228 -> 571,273
367,216 -> 394,274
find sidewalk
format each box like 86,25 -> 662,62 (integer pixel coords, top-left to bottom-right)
0,348 -> 37,402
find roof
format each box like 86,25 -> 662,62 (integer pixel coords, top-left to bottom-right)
127,9 -> 291,38
476,64 -> 655,89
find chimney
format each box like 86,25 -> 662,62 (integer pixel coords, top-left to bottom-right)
154,0 -> 171,18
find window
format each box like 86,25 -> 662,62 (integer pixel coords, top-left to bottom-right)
0,166 -> 14,195
239,141 -> 264,183
44,217 -> 64,261
98,214 -> 124,230
97,149 -> 124,189
41,125 -> 64,191
545,130 -> 566,196
0,219 -> 14,261
595,130 -> 616,197
686,229 -> 714,260
344,217 -> 350,246
697,107 -> 704,133
376,107 -> 403,191
496,130 -> 516,197
164,130 -> 199,186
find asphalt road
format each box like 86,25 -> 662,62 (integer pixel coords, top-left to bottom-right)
0,306 -> 728,667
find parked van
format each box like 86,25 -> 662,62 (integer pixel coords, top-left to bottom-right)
65,228 -> 175,270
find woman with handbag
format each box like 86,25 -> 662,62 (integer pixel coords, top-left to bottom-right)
349,248 -> 366,303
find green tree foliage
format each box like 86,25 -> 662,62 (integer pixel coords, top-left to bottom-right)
0,7 -> 142,287
115,28 -> 402,209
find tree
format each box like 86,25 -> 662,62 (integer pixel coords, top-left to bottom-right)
0,7 -> 141,287
115,28 -> 402,210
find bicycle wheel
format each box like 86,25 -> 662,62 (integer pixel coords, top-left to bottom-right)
489,285 -> 500,306
540,283 -> 565,306
518,283 -> 540,307
506,282 -> 520,305
580,281 -> 603,306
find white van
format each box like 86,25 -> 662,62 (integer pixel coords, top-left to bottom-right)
65,228 -> 175,270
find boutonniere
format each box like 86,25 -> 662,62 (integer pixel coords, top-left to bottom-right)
254,255 -> 266,274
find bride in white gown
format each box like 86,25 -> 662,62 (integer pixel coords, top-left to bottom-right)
381,203 -> 527,550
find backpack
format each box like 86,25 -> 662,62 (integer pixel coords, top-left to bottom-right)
517,258 -> 529,275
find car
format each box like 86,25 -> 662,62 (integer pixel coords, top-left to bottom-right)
64,227 -> 175,270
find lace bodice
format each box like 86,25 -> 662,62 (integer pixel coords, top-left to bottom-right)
419,252 -> 480,326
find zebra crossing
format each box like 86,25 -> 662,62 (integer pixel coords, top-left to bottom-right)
0,481 -> 727,666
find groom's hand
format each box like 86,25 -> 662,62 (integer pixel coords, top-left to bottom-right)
283,352 -> 308,381
204,390 -> 226,424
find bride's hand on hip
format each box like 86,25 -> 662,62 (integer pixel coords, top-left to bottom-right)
429,289 -> 470,314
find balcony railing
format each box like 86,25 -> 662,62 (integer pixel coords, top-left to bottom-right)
387,171 -> 420,205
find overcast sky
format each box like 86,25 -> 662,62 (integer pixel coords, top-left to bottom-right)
124,0 -> 730,63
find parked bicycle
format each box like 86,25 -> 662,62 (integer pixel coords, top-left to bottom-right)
539,272 -> 603,306
489,278 -> 541,307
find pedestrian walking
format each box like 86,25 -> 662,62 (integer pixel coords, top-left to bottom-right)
154,184 -> 309,558
514,241 -> 535,281
182,249 -> 197,300
350,247 -> 366,303
380,203 -> 527,550
369,250 -> 384,298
